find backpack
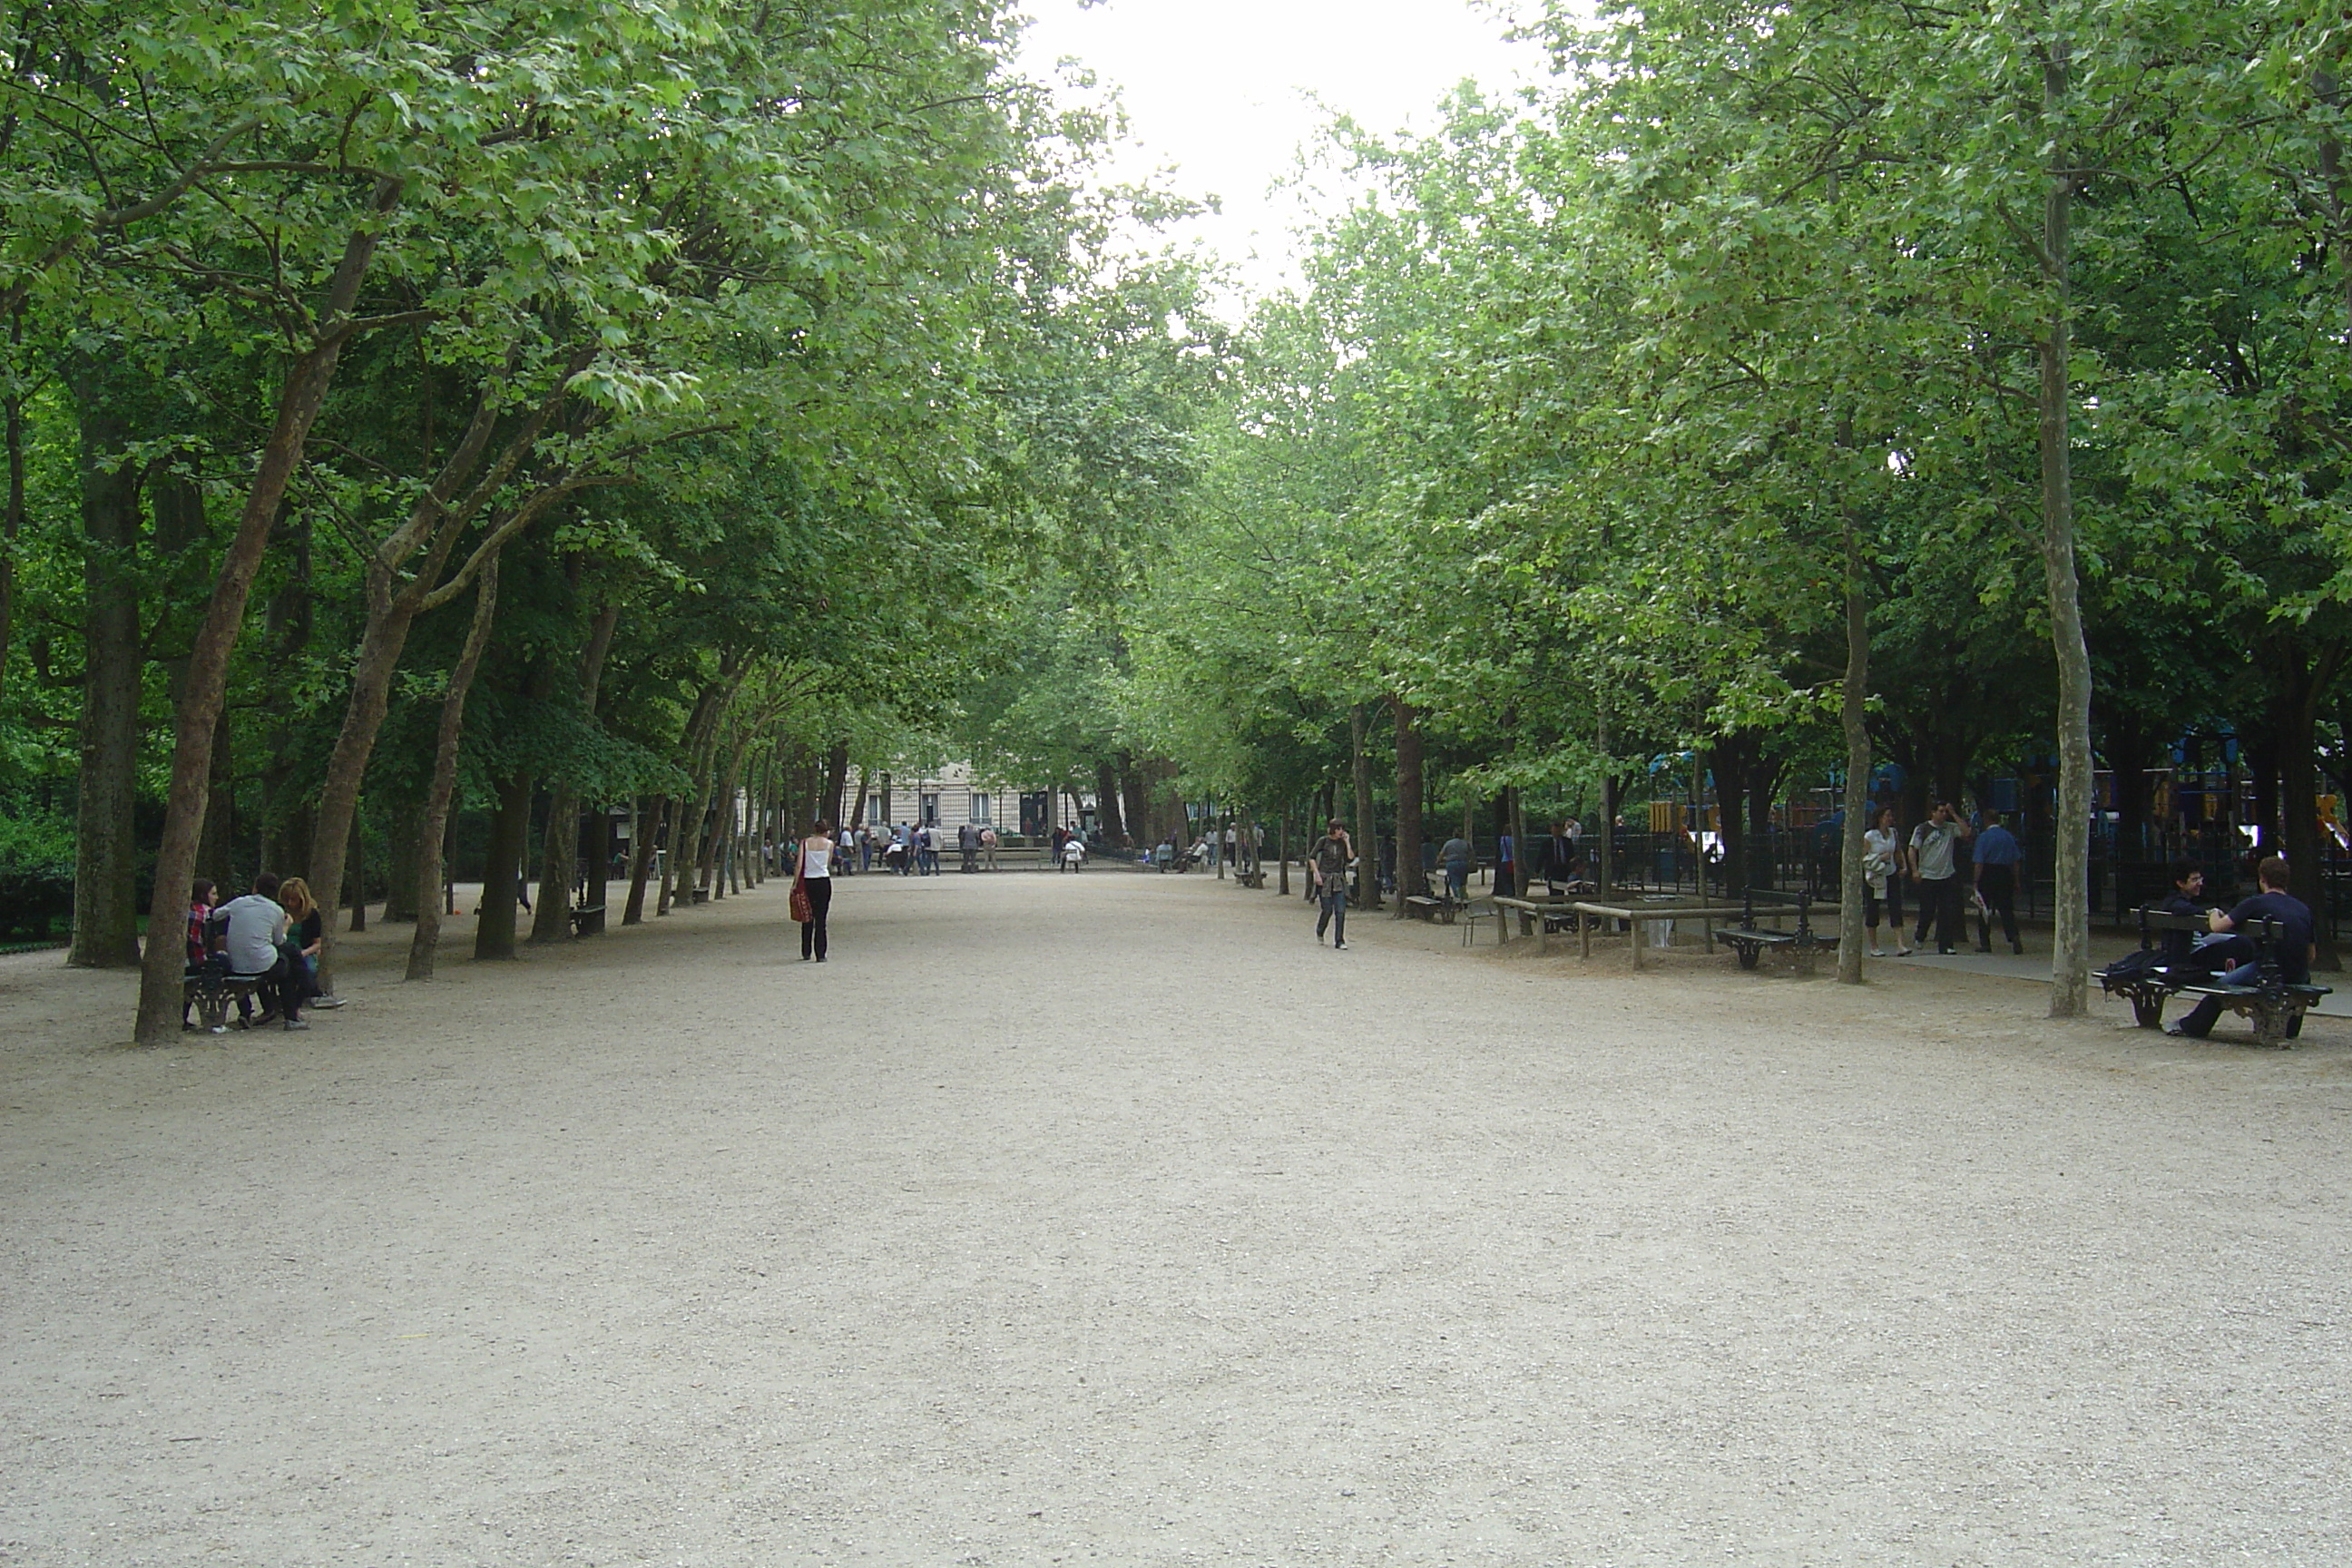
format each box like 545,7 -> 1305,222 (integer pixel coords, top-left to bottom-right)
2102,947 -> 2165,983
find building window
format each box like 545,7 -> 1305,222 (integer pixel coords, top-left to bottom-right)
920,792 -> 941,827
969,791 -> 992,826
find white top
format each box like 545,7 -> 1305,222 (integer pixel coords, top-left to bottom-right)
218,893 -> 286,974
801,840 -> 833,879
1863,827 -> 1899,891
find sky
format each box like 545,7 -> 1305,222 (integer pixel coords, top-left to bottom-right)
1014,0 -> 1554,303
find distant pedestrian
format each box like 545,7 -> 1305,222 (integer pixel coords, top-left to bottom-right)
1908,801 -> 1973,956
957,820 -> 979,872
797,818 -> 836,962
1972,809 -> 2024,955
1312,819 -> 1353,949
1438,830 -> 1473,901
1863,806 -> 1909,957
981,824 -> 998,869
1061,836 -> 1086,873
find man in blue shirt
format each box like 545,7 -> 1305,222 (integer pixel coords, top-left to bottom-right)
2170,856 -> 2315,1037
1972,809 -> 2024,954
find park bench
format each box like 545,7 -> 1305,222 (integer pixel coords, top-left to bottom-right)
2170,915 -> 2328,1046
182,962 -> 269,1034
1493,895 -> 1594,954
569,903 -> 607,937
2095,907 -> 2207,1028
1712,889 -> 1838,975
1403,893 -> 1451,923
1234,866 -> 1266,888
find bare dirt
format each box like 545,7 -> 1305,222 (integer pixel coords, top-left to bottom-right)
5,867 -> 2351,1565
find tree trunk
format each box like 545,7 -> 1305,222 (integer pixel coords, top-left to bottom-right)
70,374 -> 142,968
1350,703 -> 1380,908
2279,642 -> 2344,970
1389,696 -> 1429,903
1277,811 -> 1290,896
0,309 -> 26,705
1094,758 -> 1126,847
2038,35 -> 2094,1016
345,804 -> 366,935
526,604 -> 622,941
1838,514 -> 1872,985
406,561 -> 500,981
473,772 -> 533,960
1119,752 -> 1148,853
384,797 -> 423,922
822,740 -> 850,833
135,192 -> 398,1042
624,796 -> 666,926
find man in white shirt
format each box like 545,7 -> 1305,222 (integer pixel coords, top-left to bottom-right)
216,873 -> 306,1030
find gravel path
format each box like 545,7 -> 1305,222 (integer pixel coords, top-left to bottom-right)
5,867 -> 2352,1566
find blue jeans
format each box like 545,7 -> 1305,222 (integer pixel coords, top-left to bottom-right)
1317,890 -> 1347,945
2173,960 -> 2268,1037
1443,865 -> 1467,900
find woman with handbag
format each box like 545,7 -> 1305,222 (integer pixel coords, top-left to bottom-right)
795,818 -> 836,962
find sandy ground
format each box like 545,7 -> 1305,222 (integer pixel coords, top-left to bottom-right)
5,866 -> 2352,1566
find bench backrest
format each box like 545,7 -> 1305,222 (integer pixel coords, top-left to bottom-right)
2131,906 -> 2293,985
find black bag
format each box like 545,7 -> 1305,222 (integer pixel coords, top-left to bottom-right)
2102,947 -> 2165,982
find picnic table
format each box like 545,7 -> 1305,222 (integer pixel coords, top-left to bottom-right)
1565,898 -> 1754,969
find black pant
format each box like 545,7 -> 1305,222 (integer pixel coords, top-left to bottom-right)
800,877 -> 832,959
1915,876 -> 1965,952
1975,865 -> 2019,949
1317,890 -> 1347,945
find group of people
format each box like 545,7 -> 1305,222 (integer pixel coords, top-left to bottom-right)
1860,803 -> 2027,957
183,872 -> 337,1031
2153,854 -> 2315,1037
858,820 -> 1000,876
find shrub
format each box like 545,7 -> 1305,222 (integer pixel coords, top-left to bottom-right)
0,805 -> 75,942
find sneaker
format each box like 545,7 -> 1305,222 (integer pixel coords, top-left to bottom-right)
1334,942 -> 1348,950
311,995 -> 348,1010
1896,947 -> 1913,957
1938,947 -> 1955,956
1868,947 -> 1886,957
281,1018 -> 309,1031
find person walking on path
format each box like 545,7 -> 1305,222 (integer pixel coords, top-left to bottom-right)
1972,810 -> 2024,955
2169,856 -> 2312,1038
1863,806 -> 1910,957
1908,802 -> 1973,956
1438,830 -> 1473,902
1312,819 -> 1354,949
796,818 -> 836,962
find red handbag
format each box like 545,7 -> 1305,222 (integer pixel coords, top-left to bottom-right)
789,878 -> 812,923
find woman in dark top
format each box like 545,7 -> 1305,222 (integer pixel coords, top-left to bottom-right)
273,877 -> 324,1024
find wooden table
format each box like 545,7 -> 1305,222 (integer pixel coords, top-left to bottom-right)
1569,900 -> 1755,970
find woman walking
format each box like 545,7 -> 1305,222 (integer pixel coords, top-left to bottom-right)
797,818 -> 836,962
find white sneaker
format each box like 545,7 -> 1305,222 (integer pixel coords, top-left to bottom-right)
1896,946 -> 1914,957
1869,947 -> 1886,957
1334,942 -> 1348,950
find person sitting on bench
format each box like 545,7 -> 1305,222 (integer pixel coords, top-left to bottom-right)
2157,858 -> 2226,973
218,872 -> 308,1031
2169,855 -> 2310,1038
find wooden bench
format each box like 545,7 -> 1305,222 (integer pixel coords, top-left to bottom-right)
1713,889 -> 1838,975
569,903 -> 607,936
1403,894 -> 1448,923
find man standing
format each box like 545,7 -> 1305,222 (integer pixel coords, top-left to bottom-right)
2170,857 -> 2313,1038
1972,809 -> 2025,954
1908,801 -> 1974,956
957,820 -> 978,873
1311,819 -> 1353,949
